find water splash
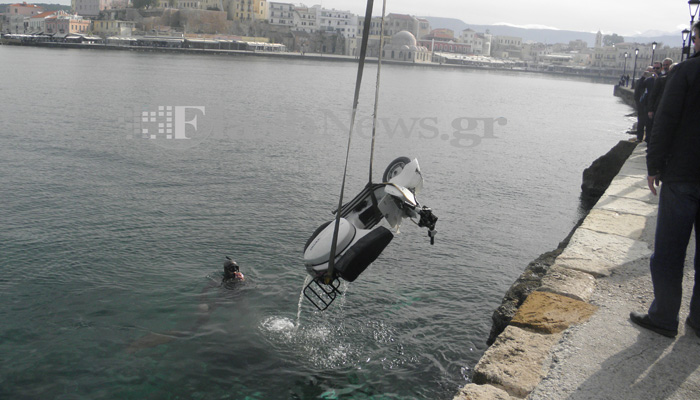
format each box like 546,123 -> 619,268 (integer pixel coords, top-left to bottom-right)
297,275 -> 311,328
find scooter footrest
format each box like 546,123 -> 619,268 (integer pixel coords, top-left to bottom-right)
303,277 -> 342,311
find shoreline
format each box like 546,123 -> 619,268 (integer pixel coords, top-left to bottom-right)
453,86 -> 694,399
0,40 -> 618,82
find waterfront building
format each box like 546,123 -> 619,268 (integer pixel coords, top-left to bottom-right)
5,1 -> 43,16
315,6 -> 357,39
45,13 -> 90,35
384,13 -> 419,38
357,16 -> 383,36
268,1 -> 293,27
72,0 -> 126,17
418,28 -> 473,55
225,0 -> 267,21
291,5 -> 317,33
521,42 -> 549,62
491,35 -> 522,59
4,2 -> 44,33
175,0 -> 224,10
356,15 -> 429,40
28,10 -> 68,33
382,30 -> 430,63
589,41 -> 682,77
460,28 -> 490,55
91,19 -> 135,36
416,17 -> 430,40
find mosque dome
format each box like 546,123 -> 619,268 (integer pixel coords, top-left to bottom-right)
392,30 -> 417,47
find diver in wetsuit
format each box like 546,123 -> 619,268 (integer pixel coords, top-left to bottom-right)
126,256 -> 245,353
223,256 -> 245,282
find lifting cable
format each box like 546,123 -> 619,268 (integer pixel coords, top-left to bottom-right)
324,0 -> 387,283
368,0 -> 387,185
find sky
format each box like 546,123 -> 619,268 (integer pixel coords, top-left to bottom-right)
46,0 -> 695,37
317,0 -> 693,36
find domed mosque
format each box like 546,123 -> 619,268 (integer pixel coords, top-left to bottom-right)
383,30 -> 430,63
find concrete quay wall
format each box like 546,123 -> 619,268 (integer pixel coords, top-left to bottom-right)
613,85 -> 635,108
454,142 -> 653,399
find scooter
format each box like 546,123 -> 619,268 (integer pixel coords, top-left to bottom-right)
302,157 -> 438,310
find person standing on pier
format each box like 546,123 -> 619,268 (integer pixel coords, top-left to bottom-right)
634,67 -> 652,142
646,58 -> 675,143
631,23 -> 700,338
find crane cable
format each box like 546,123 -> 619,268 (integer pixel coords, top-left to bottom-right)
324,0 -> 387,284
368,0 -> 387,184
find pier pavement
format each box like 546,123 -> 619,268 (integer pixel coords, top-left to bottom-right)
455,142 -> 700,399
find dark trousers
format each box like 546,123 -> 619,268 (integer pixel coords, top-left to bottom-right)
648,182 -> 700,329
637,108 -> 648,141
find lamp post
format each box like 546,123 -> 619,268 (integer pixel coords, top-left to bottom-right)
651,41 -> 657,66
623,52 -> 629,85
687,0 -> 700,58
682,29 -> 690,61
632,48 -> 639,88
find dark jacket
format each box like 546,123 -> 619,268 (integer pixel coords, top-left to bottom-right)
634,76 -> 647,109
647,73 -> 669,114
641,75 -> 656,109
647,53 -> 700,183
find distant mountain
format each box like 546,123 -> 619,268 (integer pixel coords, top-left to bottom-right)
421,16 -> 683,48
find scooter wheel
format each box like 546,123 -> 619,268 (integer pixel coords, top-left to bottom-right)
382,156 -> 411,182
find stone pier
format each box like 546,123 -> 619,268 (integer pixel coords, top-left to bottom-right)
455,143 -> 700,399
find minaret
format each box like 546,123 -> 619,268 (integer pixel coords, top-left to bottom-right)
595,30 -> 602,48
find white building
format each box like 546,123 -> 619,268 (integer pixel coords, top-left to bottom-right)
460,28 -> 484,55
268,1 -> 293,26
357,16 -> 383,36
292,4 -> 317,33
315,6 -> 357,38
382,30 -> 430,63
457,28 -> 491,56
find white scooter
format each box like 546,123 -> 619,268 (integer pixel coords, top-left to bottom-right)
302,157 -> 438,310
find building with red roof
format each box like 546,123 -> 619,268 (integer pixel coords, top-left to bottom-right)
3,2 -> 44,33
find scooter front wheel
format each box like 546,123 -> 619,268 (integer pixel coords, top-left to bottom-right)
382,156 -> 411,183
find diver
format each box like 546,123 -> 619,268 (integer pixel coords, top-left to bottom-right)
223,256 -> 245,283
126,256 -> 245,353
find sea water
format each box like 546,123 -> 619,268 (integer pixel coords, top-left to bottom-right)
0,45 -> 632,399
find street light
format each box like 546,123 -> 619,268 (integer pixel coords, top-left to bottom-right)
623,52 -> 629,85
682,29 -> 690,61
687,0 -> 700,58
632,48 -> 639,89
651,41 -> 657,66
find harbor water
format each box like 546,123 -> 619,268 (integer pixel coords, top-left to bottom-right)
0,46 -> 631,399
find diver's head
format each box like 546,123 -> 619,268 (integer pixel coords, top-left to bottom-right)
223,258 -> 240,279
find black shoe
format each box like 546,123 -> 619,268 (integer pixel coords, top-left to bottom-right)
686,317 -> 700,338
630,312 -> 678,338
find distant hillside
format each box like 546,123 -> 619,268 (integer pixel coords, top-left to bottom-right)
1,3 -> 71,12
421,16 -> 681,48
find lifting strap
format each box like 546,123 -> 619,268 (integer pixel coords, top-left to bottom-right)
325,0 -> 376,283
368,0 -> 387,186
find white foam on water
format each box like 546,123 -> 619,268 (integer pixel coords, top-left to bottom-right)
261,316 -> 296,335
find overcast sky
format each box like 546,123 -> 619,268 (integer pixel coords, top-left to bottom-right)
318,0 -> 693,36
47,0 -> 695,36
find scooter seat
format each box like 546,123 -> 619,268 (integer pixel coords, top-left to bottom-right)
304,218 -> 357,266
